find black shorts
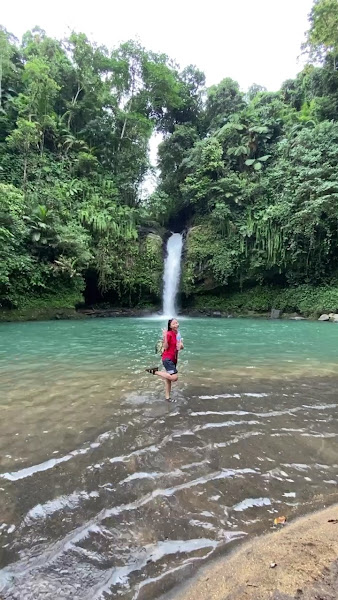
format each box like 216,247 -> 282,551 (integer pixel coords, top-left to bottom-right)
163,359 -> 178,375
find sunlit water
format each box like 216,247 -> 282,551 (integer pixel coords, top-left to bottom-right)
1,317 -> 338,599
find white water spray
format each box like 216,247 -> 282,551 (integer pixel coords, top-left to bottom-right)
162,233 -> 183,317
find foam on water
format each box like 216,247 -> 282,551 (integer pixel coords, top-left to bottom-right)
162,233 -> 183,317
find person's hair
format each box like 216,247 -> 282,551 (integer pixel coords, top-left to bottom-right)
167,318 -> 174,331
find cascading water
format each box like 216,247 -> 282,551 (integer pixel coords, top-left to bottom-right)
162,233 -> 183,317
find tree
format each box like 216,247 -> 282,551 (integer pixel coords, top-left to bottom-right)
246,83 -> 267,102
0,28 -> 15,110
303,0 -> 338,66
1,16 -> 338,315
205,78 -> 246,132
6,118 -> 40,185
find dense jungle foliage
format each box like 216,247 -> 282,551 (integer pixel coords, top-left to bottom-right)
1,0 -> 338,317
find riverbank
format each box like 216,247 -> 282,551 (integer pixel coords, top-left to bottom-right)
166,503 -> 338,600
0,306 -> 160,322
0,305 -> 328,322
2,283 -> 338,322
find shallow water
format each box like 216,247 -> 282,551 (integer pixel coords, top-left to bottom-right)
1,317 -> 338,599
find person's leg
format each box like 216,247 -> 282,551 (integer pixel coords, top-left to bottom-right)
154,370 -> 178,383
145,361 -> 178,401
157,370 -> 176,402
164,378 -> 171,401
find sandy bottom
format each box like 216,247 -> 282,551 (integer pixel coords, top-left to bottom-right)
166,504 -> 338,600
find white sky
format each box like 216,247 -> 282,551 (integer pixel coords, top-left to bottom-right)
3,0 -> 313,91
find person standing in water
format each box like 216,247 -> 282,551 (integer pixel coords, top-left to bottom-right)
146,318 -> 184,402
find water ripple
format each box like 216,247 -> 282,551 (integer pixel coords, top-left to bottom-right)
1,318 -> 338,599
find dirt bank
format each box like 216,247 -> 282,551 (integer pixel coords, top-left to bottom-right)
166,504 -> 338,600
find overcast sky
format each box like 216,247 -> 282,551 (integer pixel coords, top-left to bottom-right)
3,0 -> 313,91
2,0 -> 314,181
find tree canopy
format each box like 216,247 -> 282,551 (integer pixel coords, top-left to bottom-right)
0,28 -> 204,310
1,0 -> 338,316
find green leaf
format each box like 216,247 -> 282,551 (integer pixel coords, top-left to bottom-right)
233,124 -> 245,131
235,146 -> 248,156
245,159 -> 255,166
254,161 -> 262,170
258,155 -> 271,162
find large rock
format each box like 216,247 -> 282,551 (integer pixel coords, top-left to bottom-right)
290,316 -> 306,320
331,314 -> 338,322
318,314 -> 330,321
270,308 -> 281,319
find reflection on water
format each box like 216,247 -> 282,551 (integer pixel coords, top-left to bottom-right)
0,318 -> 338,599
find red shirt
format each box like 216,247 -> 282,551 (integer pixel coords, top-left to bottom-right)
162,330 -> 177,364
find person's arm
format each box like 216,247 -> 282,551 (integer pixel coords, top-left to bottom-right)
179,338 -> 184,350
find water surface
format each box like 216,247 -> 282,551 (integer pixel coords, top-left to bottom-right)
1,317 -> 338,599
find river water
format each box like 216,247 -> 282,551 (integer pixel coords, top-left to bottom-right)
1,317 -> 338,599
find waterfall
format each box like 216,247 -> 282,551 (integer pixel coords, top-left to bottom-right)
162,233 -> 183,317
